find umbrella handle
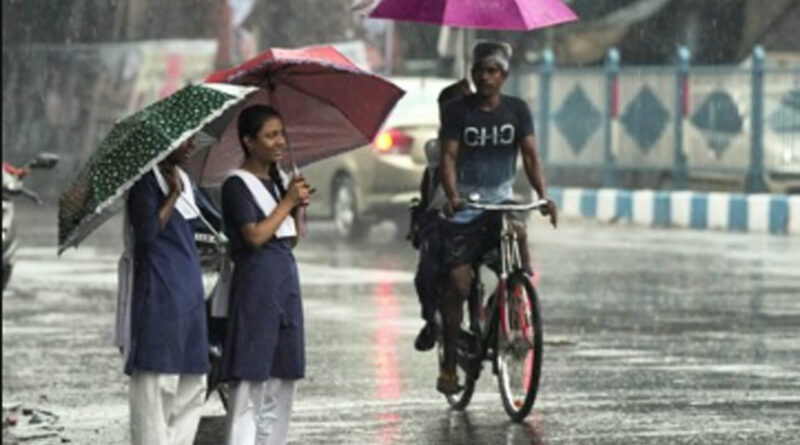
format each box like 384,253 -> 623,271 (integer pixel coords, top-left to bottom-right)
266,81 -> 307,237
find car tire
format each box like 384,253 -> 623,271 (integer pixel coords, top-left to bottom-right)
332,175 -> 367,240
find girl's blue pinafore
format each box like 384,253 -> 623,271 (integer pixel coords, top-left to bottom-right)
220,175 -> 304,381
125,172 -> 209,375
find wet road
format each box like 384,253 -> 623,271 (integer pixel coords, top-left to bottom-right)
3,205 -> 800,444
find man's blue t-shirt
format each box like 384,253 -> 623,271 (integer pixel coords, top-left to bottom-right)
440,94 -> 534,222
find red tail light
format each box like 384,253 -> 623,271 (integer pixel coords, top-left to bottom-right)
372,129 -> 413,155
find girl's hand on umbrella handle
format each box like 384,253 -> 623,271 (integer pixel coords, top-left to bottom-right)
292,174 -> 315,206
287,178 -> 312,207
162,165 -> 181,195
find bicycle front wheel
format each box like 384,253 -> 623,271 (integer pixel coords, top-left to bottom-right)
495,272 -> 543,422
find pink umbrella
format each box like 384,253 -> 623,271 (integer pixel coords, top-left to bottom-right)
191,45 -> 405,186
368,0 -> 578,31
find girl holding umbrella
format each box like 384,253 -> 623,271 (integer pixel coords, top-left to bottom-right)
220,104 -> 313,445
125,138 -> 210,445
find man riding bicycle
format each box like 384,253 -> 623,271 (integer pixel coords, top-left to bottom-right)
437,41 -> 557,395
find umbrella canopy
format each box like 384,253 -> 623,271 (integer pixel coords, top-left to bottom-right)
193,45 -> 405,186
58,83 -> 259,254
368,0 -> 577,31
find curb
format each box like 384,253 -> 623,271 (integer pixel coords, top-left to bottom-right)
549,187 -> 800,236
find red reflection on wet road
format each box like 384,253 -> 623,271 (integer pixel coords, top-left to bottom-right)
373,277 -> 403,400
372,275 -> 404,444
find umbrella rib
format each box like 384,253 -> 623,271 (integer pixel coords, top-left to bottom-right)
232,60 -> 393,86
229,59 -> 361,84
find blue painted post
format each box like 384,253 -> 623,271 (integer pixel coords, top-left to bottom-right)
746,46 -> 767,193
604,48 -> 620,188
673,46 -> 690,189
539,49 -> 554,164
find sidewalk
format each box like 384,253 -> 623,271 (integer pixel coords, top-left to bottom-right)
549,187 -> 800,235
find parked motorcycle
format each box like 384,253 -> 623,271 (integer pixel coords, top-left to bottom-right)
2,153 -> 60,292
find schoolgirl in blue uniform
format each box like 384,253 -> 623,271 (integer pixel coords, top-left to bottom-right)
220,105 -> 312,445
125,139 -> 209,445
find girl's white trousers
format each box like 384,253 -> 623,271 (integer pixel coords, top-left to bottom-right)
129,372 -> 207,445
226,379 -> 296,445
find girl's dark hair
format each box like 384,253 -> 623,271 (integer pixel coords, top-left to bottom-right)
236,104 -> 287,198
237,104 -> 283,157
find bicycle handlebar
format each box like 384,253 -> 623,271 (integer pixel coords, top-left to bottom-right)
464,199 -> 549,212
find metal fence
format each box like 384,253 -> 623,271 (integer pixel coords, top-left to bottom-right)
511,46 -> 800,194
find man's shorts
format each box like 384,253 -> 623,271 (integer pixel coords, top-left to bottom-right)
441,209 -> 529,269
441,212 -> 501,268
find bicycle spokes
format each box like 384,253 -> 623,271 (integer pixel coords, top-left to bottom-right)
503,283 -> 535,350
497,277 -> 541,419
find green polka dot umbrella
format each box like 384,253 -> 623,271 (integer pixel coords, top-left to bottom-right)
57,83 -> 259,254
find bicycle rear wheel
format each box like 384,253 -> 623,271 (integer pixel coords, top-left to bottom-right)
495,272 -> 543,422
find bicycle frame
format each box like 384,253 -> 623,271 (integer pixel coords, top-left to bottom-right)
499,212 -> 522,281
439,198 -> 547,418
464,199 -> 546,371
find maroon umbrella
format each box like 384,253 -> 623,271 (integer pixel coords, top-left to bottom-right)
191,45 -> 405,186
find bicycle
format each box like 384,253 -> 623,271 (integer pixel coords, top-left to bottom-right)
437,197 -> 548,422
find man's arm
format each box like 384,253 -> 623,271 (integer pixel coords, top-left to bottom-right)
520,135 -> 546,200
440,138 -> 461,215
439,97 -> 464,215
520,135 -> 558,227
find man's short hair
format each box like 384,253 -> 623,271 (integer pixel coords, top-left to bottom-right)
472,41 -> 513,72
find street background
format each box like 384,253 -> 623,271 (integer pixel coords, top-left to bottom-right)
3,1 -> 799,199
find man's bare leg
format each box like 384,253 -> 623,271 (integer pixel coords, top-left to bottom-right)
439,264 -> 472,394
